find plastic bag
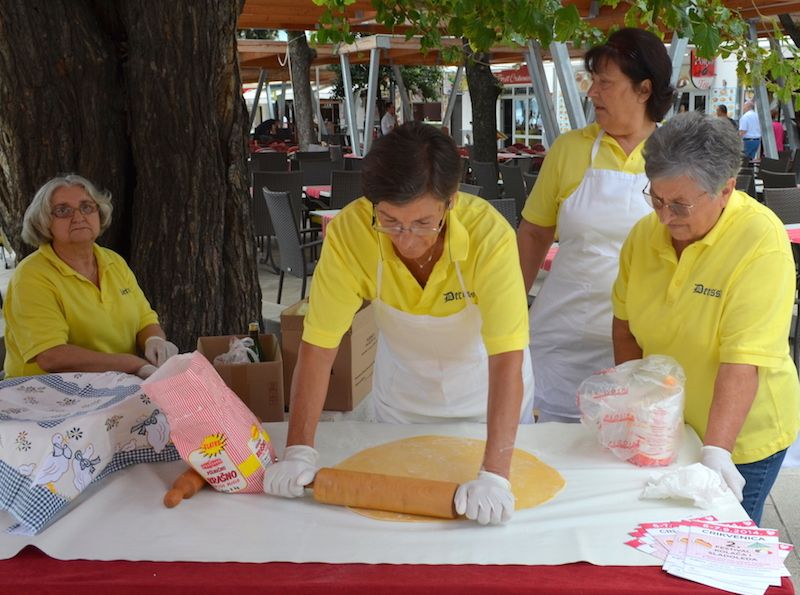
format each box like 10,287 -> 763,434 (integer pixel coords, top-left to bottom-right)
577,355 -> 686,467
143,352 -> 277,493
213,337 -> 258,365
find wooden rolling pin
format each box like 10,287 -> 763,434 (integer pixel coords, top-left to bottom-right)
311,468 -> 459,519
164,467 -> 207,508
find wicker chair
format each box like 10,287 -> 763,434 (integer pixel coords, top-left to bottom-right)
488,198 -> 517,228
346,157 -> 364,171
262,189 -> 322,304
763,187 -> 800,224
760,169 -> 797,189
299,159 -> 333,186
259,171 -> 309,229
759,156 -> 792,173
499,162 -> 528,219
735,174 -> 756,199
523,172 -> 539,195
459,183 -> 483,197
470,160 -> 500,200
330,145 -> 345,171
251,172 -> 277,265
250,152 -> 289,173
329,170 -> 363,209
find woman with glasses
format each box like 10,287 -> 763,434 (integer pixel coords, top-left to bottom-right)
612,112 -> 799,525
517,28 -> 674,423
264,121 -> 533,525
3,175 -> 178,379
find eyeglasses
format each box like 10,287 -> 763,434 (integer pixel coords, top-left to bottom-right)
372,206 -> 448,236
52,202 -> 99,219
643,185 -> 706,218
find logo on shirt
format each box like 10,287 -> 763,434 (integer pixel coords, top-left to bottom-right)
120,288 -> 131,295
693,283 -> 721,298
443,290 -> 475,303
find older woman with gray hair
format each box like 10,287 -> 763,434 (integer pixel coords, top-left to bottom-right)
611,112 -> 800,525
4,175 -> 178,379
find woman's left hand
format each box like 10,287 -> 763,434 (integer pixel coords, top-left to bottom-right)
144,336 -> 179,367
454,470 -> 515,525
701,445 -> 745,501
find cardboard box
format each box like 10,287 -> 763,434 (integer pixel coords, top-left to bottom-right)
196,334 -> 285,422
280,299 -> 377,411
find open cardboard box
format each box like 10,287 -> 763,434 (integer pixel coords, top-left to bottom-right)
196,334 -> 284,422
280,299 -> 377,411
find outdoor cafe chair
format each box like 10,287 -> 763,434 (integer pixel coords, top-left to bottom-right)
488,197 -> 518,229
259,171 -> 313,230
330,145 -> 345,171
293,150 -> 330,161
251,172 -> 277,265
760,156 -> 792,173
329,170 -> 363,209
470,160 -> 500,200
346,157 -> 364,171
459,183 -> 483,197
499,162 -> 528,219
523,172 -> 539,195
299,158 -> 333,186
250,151 -> 289,173
760,169 -> 797,189
763,187 -> 800,225
735,174 -> 756,199
263,189 -> 322,304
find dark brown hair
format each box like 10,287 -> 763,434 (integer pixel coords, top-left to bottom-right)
584,28 -> 675,122
362,121 -> 460,205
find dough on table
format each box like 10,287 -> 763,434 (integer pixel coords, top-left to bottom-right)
334,435 -> 565,521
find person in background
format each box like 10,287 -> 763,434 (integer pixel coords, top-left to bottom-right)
738,101 -> 761,161
517,28 -> 674,422
612,112 -> 799,525
263,122 -> 534,525
380,104 -> 397,136
4,175 -> 178,379
715,104 -> 737,130
771,108 -> 785,153
253,118 -> 278,144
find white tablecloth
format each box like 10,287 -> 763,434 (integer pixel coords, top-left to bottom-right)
0,421 -> 747,564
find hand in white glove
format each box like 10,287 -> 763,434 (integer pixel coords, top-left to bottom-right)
144,336 -> 179,367
136,364 -> 158,379
701,445 -> 745,502
454,470 -> 515,525
263,445 -> 319,498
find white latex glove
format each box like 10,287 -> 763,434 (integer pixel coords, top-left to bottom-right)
144,336 -> 179,367
263,445 -> 319,498
136,364 -> 158,379
701,445 -> 745,502
454,470 -> 515,525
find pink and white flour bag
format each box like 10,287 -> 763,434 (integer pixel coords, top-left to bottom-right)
143,352 -> 277,493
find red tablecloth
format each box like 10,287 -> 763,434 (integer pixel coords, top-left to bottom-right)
305,185 -> 331,200
3,547 -> 793,594
787,227 -> 800,243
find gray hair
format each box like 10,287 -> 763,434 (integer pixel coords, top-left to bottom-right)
643,112 -> 742,196
21,174 -> 113,247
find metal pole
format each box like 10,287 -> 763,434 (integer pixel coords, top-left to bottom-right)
363,47 -> 382,154
525,40 -> 560,146
340,53 -> 361,156
443,65 -> 464,131
314,66 -> 324,142
392,64 -> 413,122
666,36 -> 688,118
248,69 -> 268,131
769,36 -> 799,151
550,42 -> 585,130
749,21 -> 777,158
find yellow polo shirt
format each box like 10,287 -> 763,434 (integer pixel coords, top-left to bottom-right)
612,191 -> 800,463
4,243 -> 160,377
521,122 -> 647,230
304,194 -> 529,355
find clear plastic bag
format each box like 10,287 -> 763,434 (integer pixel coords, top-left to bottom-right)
577,355 -> 686,467
212,337 -> 258,365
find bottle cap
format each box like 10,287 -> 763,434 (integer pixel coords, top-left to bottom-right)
248,322 -> 259,332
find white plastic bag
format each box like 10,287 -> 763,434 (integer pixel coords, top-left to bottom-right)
577,355 -> 686,467
212,337 -> 258,365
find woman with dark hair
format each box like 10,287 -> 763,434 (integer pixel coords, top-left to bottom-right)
264,121 -> 533,526
517,28 -> 674,422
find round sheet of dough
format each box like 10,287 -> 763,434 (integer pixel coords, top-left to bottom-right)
334,435 -> 565,522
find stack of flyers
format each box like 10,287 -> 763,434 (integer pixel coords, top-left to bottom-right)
626,516 -> 793,594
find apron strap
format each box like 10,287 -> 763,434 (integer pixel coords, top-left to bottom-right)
590,130 -> 605,166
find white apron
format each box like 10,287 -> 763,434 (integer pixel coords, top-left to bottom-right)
371,256 -> 534,424
530,130 -> 650,420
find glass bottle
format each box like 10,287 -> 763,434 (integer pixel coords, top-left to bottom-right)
248,322 -> 266,362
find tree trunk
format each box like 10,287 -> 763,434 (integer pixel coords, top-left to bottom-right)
287,31 -> 317,149
0,0 -> 261,351
463,40 -> 502,165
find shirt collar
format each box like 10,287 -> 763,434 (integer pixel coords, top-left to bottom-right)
40,242 -> 111,277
